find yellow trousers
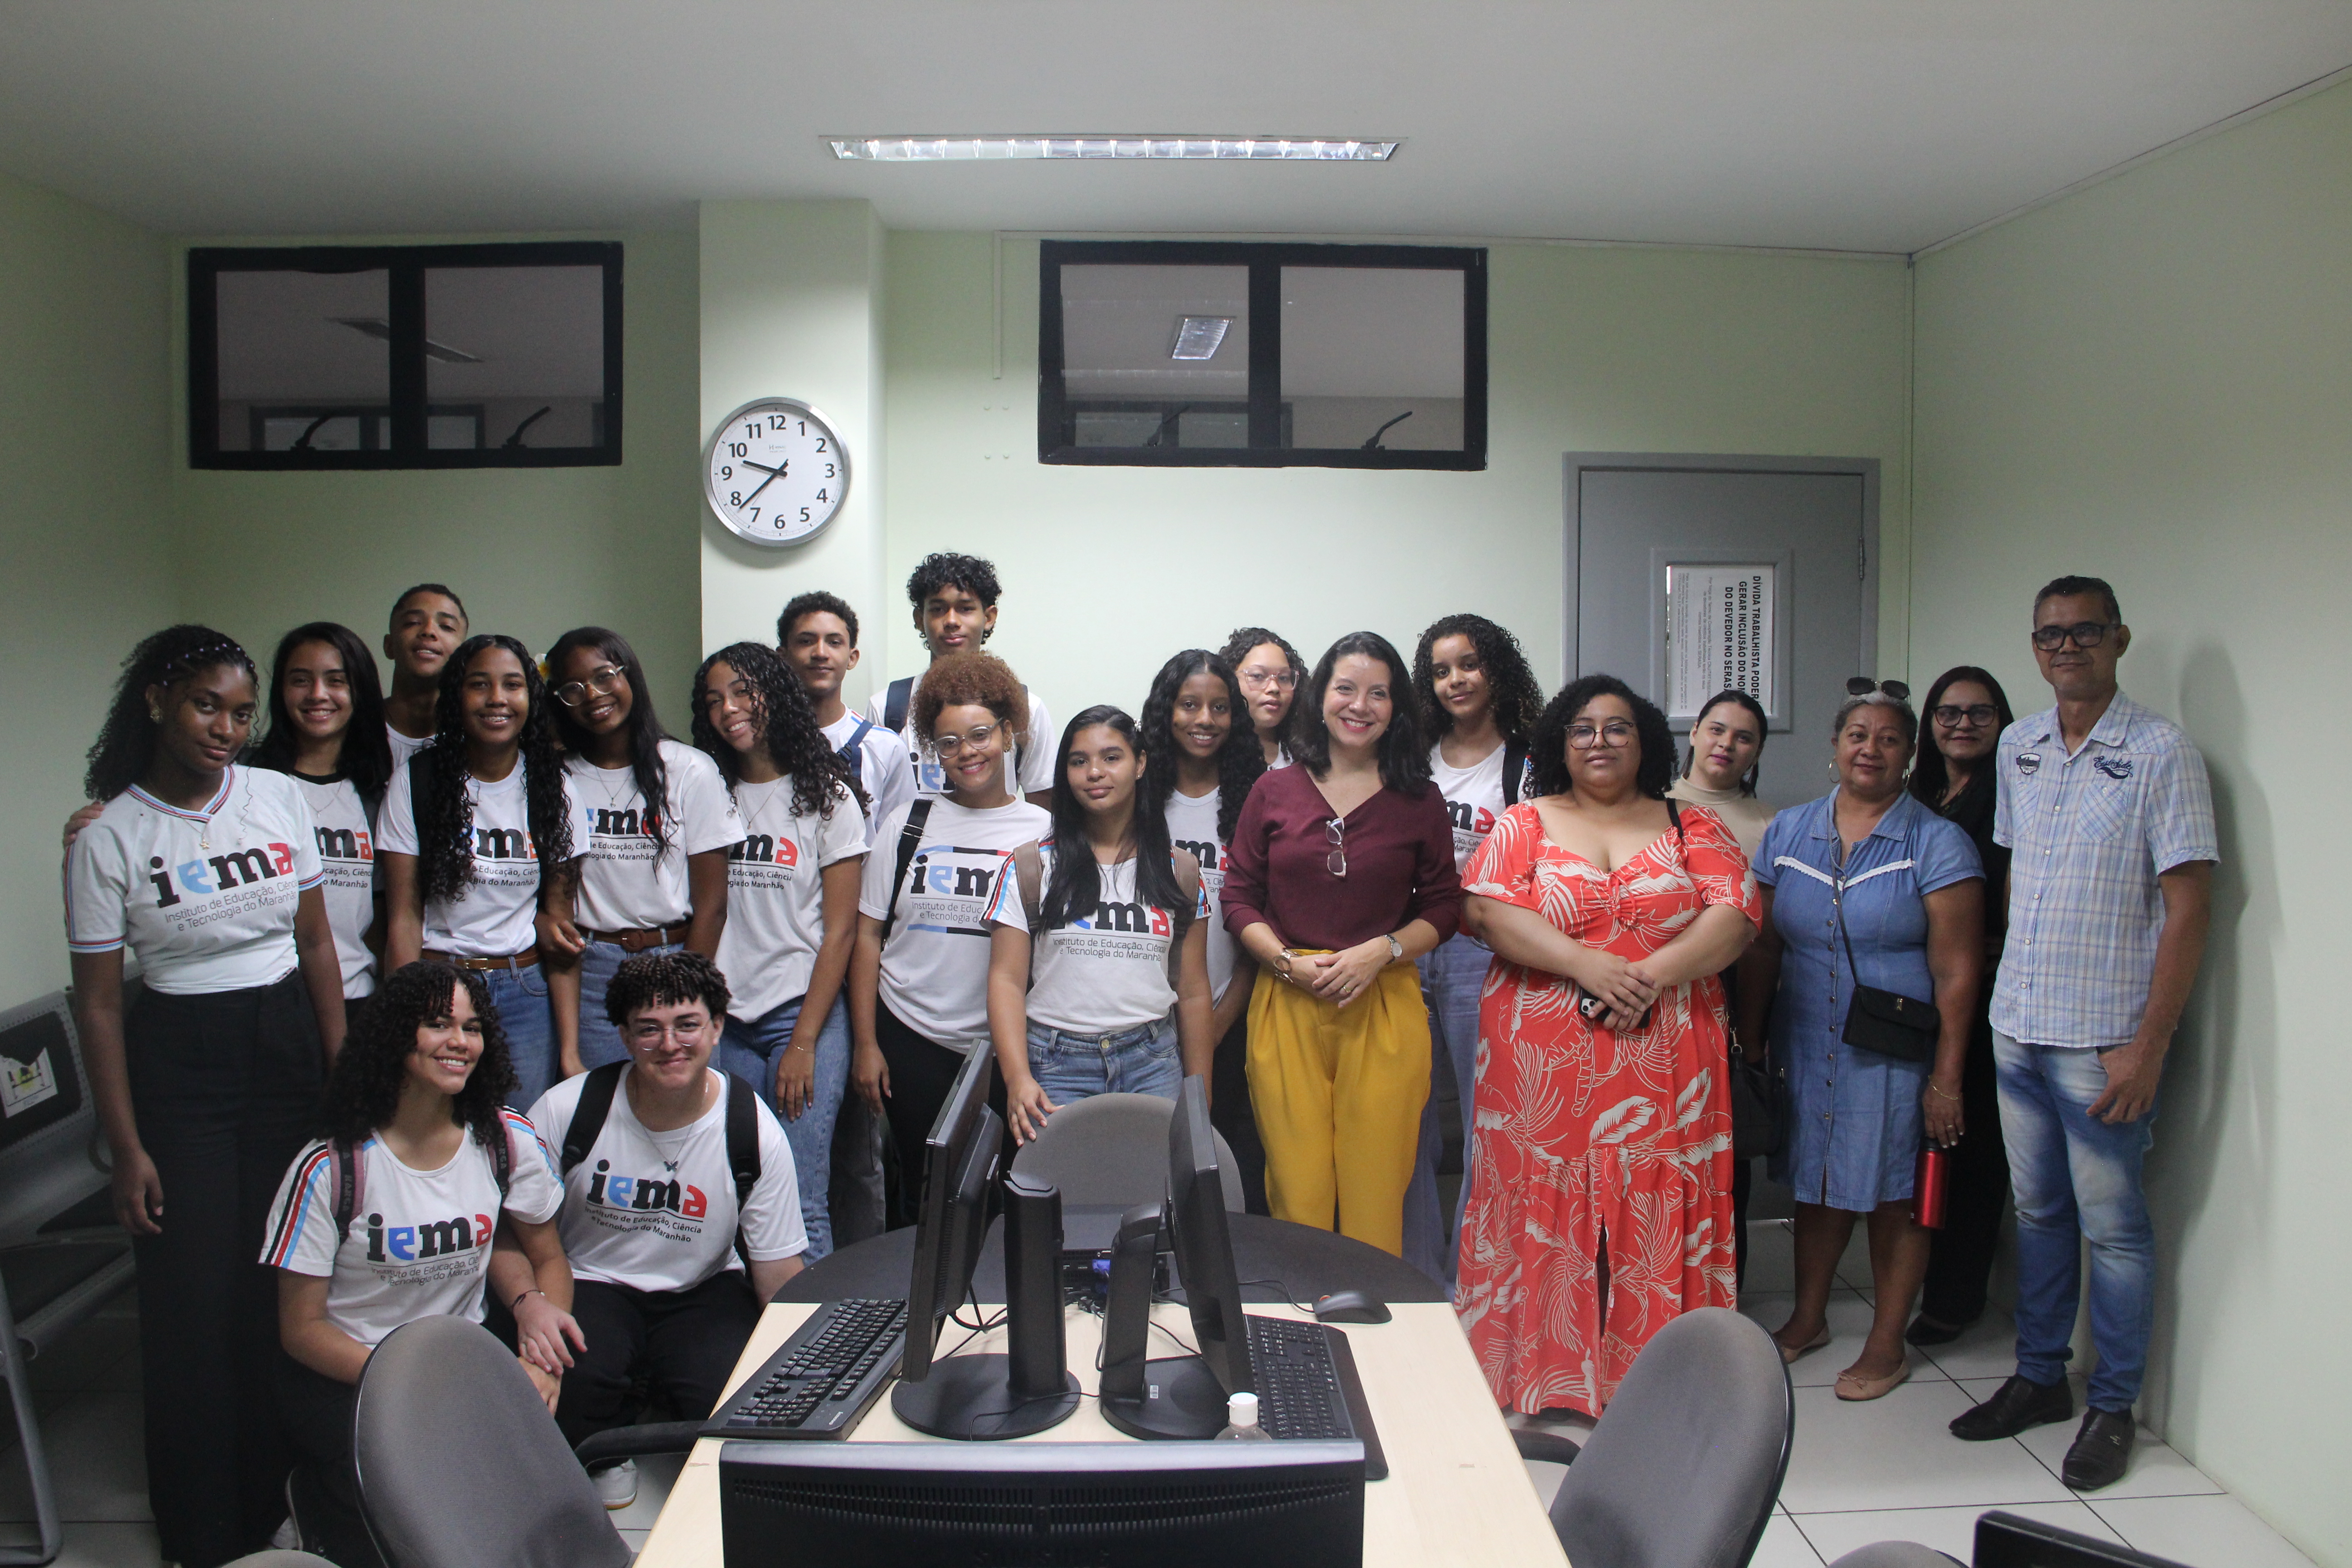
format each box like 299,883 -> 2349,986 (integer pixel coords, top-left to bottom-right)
1245,959 -> 1431,1257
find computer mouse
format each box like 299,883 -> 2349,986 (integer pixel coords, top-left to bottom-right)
1312,1289 -> 1392,1325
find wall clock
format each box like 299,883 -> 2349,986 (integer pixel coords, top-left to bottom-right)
702,397 -> 850,546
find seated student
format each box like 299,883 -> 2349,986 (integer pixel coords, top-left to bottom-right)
511,951 -> 807,1511
262,959 -> 568,1568
990,706 -> 1215,1142
867,553 -> 1057,808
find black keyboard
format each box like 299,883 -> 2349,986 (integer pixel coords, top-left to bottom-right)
702,1297 -> 907,1441
1245,1315 -> 1387,1480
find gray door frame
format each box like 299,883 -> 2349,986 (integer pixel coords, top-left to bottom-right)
1561,451 -> 1882,688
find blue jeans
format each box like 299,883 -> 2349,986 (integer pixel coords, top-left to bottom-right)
1403,933 -> 1485,1285
1027,1017 -> 1182,1107
482,960 -> 557,1113
718,995 -> 850,1260
577,938 -> 684,1071
1994,1030 -> 2158,1413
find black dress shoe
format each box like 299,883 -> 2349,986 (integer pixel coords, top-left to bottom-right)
2062,1408 -> 2137,1490
1949,1373 -> 2073,1441
1905,1313 -> 1969,1347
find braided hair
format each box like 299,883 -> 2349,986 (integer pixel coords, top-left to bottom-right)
1411,613 -> 1545,747
690,642 -> 866,820
547,627 -> 673,853
415,635 -> 574,904
1139,648 -> 1262,842
84,625 -> 259,801
319,960 -> 518,1147
248,621 -> 394,804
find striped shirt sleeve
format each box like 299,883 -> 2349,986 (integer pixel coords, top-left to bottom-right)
261,1141 -> 339,1275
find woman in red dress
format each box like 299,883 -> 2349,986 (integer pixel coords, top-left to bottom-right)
1456,675 -> 1761,1416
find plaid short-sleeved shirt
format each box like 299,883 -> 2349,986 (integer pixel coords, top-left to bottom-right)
1991,692 -> 2217,1048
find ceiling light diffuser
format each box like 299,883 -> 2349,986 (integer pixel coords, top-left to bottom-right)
1171,317 -> 1232,360
828,137 -> 1397,162
330,316 -> 483,364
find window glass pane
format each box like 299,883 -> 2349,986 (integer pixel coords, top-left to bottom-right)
425,265 -> 607,450
214,269 -> 390,452
1279,266 -> 1465,451
1058,264 -> 1248,448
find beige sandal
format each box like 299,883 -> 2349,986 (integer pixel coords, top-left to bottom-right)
1777,1327 -> 1831,1365
1835,1359 -> 1912,1401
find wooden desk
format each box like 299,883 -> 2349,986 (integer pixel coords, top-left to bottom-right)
634,1300 -> 1565,1568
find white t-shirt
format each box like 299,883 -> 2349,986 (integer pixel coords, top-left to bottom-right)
260,1110 -> 564,1350
1161,786 -> 1239,1005
527,1068 -> 806,1293
565,740 -> 743,932
857,796 -> 1047,1045
386,724 -> 431,770
377,756 -> 580,958
291,772 -> 379,998
1429,740 -> 1511,874
998,846 -> 1205,1035
821,710 -> 914,833
717,776 -> 867,1020
65,767 -> 324,995
868,682 -> 1057,801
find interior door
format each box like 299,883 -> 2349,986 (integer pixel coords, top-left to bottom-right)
1569,457 -> 1878,810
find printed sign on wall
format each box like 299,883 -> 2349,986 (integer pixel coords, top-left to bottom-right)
1666,564 -> 1776,717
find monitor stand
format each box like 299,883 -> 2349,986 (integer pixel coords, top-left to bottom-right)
1096,1201 -> 1229,1440
891,1172 -> 1081,1441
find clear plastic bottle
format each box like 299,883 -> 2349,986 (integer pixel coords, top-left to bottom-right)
1215,1390 -> 1274,1441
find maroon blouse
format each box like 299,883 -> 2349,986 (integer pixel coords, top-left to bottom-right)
1220,764 -> 1463,952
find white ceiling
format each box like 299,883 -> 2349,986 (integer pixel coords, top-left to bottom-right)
1,2 -> 2347,254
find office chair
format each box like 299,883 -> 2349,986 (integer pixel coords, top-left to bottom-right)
1010,1092 -> 1245,1211
224,1555 -> 338,1567
1509,1306 -> 1793,1568
1826,1547 -> 1962,1567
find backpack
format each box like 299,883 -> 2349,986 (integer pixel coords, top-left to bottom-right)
558,1062 -> 764,1263
878,798 -> 935,943
881,677 -> 915,736
833,715 -> 877,790
330,1117 -> 513,1244
1503,740 -> 1530,808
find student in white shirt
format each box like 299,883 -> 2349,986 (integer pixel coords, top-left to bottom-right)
65,626 -> 345,1568
506,952 -> 807,1509
541,627 -> 742,1074
1402,612 -> 1545,1285
1141,648 -> 1271,1212
850,652 -> 1048,1204
381,582 -> 469,769
866,553 -> 1057,808
379,634 -> 582,1113
693,642 -> 868,1259
990,707 -> 1215,1142
1220,626 -> 1308,769
263,960 -> 568,1568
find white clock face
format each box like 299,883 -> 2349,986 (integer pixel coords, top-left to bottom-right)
703,398 -> 849,547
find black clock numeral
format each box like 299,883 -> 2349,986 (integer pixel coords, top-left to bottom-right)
814,489 -> 827,503
743,422 -> 760,441
719,464 -> 732,480
729,491 -> 743,507
798,507 -> 811,523
797,419 -> 807,436
769,413 -> 787,431
824,464 -> 835,478
728,441 -> 747,458
814,438 -> 828,452
747,506 -> 760,523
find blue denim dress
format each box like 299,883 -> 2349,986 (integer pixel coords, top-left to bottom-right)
1758,790 -> 1981,1211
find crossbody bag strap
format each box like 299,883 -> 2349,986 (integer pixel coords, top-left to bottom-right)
879,798 -> 935,943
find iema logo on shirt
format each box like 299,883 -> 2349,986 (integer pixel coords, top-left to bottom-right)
730,834 -> 799,868
1445,800 -> 1498,838
474,826 -> 538,860
586,806 -> 664,839
147,844 -> 296,908
1172,838 -> 1220,872
364,1209 -> 493,1262
586,1159 -> 709,1219
316,825 -> 372,863
1068,901 -> 1174,937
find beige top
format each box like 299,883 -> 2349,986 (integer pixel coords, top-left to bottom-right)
1668,776 -> 1776,864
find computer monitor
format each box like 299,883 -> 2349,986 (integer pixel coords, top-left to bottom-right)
720,1439 -> 1366,1568
1166,1070 -> 1252,1392
1974,1510 -> 2193,1568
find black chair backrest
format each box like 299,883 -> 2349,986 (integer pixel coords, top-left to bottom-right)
0,990 -> 103,1252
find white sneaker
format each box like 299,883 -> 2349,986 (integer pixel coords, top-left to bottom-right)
594,1458 -> 639,1511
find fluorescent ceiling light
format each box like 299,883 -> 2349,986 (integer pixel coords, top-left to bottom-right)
331,316 -> 483,364
1171,317 -> 1232,360
828,137 -> 1398,162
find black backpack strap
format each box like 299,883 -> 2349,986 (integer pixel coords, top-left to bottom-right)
332,1140 -> 362,1244
882,676 -> 914,736
559,1062 -> 628,1178
879,798 -> 934,942
487,1113 -> 513,1200
407,745 -> 440,849
1503,740 -> 1529,807
1666,796 -> 1686,845
723,1070 -> 763,1266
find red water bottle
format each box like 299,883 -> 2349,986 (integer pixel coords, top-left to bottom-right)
1913,1146 -> 1950,1230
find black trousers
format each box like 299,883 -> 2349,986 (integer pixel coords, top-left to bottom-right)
276,1356 -> 385,1568
1919,1017 -> 2010,1324
829,1092 -> 888,1245
555,1274 -> 764,1447
1209,1013 -> 1270,1216
127,973 -> 323,1568
873,1003 -> 1010,1225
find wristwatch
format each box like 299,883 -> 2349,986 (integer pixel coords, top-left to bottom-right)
1385,934 -> 1404,963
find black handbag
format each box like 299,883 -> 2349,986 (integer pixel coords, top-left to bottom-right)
1727,1035 -> 1780,1158
1835,887 -> 1940,1064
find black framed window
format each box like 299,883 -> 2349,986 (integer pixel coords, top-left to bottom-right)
189,241 -> 622,469
1039,240 -> 1485,469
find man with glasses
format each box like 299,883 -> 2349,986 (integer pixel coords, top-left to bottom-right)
512,951 -> 806,1510
1948,576 -> 2215,1493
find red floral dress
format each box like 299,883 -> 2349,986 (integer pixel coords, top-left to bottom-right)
1455,800 -> 1760,1416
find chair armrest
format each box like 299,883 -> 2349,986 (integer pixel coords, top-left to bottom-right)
571,1421 -> 707,1468
1509,1428 -> 1582,1467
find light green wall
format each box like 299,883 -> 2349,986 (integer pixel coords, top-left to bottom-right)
0,171 -> 173,1003
170,229 -> 705,716
1911,79 -> 2352,1568
881,234 -> 1912,728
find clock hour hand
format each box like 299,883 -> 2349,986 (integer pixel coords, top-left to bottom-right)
739,457 -> 787,505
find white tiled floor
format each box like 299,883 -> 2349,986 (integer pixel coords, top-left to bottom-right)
0,1233 -> 2324,1567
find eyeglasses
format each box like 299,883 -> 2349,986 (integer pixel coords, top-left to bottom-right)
1566,720 -> 1636,750
1846,677 -> 1911,700
627,1017 -> 710,1046
1238,668 -> 1298,692
1325,816 -> 1347,879
554,664 -> 628,708
930,721 -> 1005,758
2031,621 -> 2115,652
1931,703 -> 2000,728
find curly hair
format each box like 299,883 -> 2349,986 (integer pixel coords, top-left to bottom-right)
906,552 -> 1002,632
603,949 -> 730,1028
1218,626 -> 1308,751
1411,613 -> 1545,747
912,651 -> 1029,745
778,590 -> 860,648
248,622 -> 393,804
415,635 -> 575,904
1530,675 -> 1677,801
1291,632 -> 1432,796
1037,706 -> 1187,932
691,642 -> 865,819
1682,689 -> 1770,797
319,960 -> 518,1146
1140,649 -> 1262,843
84,625 -> 260,801
547,627 -> 673,853
1909,666 -> 2014,811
